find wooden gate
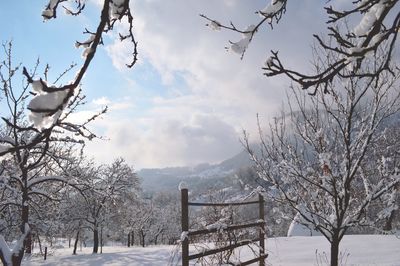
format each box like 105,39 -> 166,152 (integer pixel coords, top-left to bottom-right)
180,188 -> 267,265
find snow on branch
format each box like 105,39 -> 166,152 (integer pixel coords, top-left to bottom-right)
205,0 -> 400,94
243,54 -> 400,257
200,0 -> 286,59
19,0 -> 138,133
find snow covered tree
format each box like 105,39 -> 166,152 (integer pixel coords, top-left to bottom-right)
115,192 -> 180,247
54,158 -> 94,255
0,42 -> 105,266
244,47 -> 400,266
75,158 -> 139,253
133,200 -> 154,247
151,192 -> 181,245
364,115 -> 400,232
0,0 -> 137,159
130,192 -> 182,246
102,178 -> 143,247
0,0 -> 138,263
204,0 -> 400,95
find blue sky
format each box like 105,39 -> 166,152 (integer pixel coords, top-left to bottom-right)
0,0 -> 333,169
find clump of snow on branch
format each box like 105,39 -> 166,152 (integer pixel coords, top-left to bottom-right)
260,0 -> 285,17
353,1 -> 386,37
75,34 -> 95,49
287,207 -> 321,237
0,143 -> 10,153
208,21 -> 221,31
0,142 -> 13,160
27,80 -> 71,130
31,80 -> 44,93
110,0 -> 126,19
230,25 -> 256,55
265,56 -> 274,68
75,34 -> 96,58
42,0 -> 59,20
206,220 -> 228,232
343,1 -> 389,64
82,47 -> 94,58
0,236 -> 11,265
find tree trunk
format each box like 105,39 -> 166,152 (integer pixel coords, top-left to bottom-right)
73,230 -> 80,255
154,229 -> 163,245
11,195 -> 30,266
127,232 -> 131,247
93,227 -> 99,254
100,227 -> 103,254
0,250 -> 8,266
25,232 -> 32,254
383,210 -> 396,231
11,251 -> 24,266
140,230 -> 145,248
37,234 -> 43,255
330,236 -> 340,266
384,185 -> 399,232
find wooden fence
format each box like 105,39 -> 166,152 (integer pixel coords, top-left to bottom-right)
180,188 -> 267,266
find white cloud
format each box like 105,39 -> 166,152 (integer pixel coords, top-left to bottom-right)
91,0 -> 329,168
92,96 -> 134,110
85,112 -> 242,168
93,96 -> 111,105
65,110 -> 100,125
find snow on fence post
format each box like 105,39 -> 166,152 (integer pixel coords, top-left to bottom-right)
259,193 -> 265,266
181,187 -> 189,266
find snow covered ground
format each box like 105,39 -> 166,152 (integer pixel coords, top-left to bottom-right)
22,235 -> 400,266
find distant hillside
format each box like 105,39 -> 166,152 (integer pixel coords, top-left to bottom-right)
138,149 -> 252,193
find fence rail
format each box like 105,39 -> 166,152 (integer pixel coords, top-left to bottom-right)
188,221 -> 265,237
187,200 -> 260,207
180,188 -> 267,266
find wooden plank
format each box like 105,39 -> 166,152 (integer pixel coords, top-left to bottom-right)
181,188 -> 189,266
188,221 -> 265,237
188,238 -> 262,260
188,200 -> 260,207
258,194 -> 265,266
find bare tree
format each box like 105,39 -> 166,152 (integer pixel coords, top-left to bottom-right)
244,49 -> 400,266
0,0 -> 137,158
364,114 -> 400,232
203,0 -> 400,95
0,0 -> 138,264
75,158 -> 139,254
0,42 -> 105,266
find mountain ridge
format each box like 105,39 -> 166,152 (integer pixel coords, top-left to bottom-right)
138,149 -> 252,193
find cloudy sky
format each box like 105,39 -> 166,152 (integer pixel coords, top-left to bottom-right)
0,1 -> 341,169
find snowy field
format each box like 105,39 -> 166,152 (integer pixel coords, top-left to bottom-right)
22,235 -> 400,266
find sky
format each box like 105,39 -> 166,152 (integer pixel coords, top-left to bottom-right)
0,0 -> 339,169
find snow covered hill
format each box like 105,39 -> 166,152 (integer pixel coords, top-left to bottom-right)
138,149 -> 252,193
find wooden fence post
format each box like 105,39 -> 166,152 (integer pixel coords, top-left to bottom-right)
259,194 -> 265,266
44,246 -> 47,261
181,188 -> 189,266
